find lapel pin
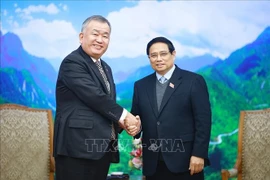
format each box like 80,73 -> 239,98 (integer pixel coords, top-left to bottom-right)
169,82 -> 174,88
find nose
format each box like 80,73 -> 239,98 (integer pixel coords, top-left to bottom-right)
156,55 -> 162,61
96,35 -> 102,43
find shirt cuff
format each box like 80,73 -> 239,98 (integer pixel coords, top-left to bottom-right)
119,108 -> 128,121
136,124 -> 142,135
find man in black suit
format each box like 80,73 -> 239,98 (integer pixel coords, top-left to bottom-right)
53,15 -> 140,180
131,37 -> 212,180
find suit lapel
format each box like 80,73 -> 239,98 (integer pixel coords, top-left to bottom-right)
79,47 -> 109,94
146,74 -> 159,118
158,67 -> 182,115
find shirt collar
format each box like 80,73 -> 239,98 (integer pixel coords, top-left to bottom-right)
156,65 -> 175,81
90,56 -> 100,63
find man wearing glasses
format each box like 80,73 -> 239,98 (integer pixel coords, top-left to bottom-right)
131,37 -> 212,180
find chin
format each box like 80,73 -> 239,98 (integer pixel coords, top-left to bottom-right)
156,68 -> 166,72
92,51 -> 103,57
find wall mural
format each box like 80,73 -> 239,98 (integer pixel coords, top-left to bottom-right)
1,1 -> 270,179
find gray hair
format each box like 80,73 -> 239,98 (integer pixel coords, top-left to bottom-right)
81,15 -> 111,33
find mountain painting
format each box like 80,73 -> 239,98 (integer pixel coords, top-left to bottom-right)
1,1 -> 270,179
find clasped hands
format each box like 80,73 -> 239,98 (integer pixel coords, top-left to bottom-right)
119,112 -> 141,136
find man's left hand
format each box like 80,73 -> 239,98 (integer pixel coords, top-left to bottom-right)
189,156 -> 204,175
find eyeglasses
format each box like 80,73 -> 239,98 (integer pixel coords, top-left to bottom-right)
149,51 -> 170,60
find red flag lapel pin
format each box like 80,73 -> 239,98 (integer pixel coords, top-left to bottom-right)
169,82 -> 174,88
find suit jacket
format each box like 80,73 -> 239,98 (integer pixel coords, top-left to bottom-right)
131,65 -> 211,176
53,46 -> 123,163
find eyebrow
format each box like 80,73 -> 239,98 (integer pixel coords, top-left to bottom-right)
92,29 -> 110,35
150,50 -> 169,54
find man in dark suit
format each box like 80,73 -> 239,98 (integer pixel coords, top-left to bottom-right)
53,15 -> 140,180
131,37 -> 212,180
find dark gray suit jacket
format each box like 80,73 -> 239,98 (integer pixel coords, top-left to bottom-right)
53,46 -> 123,163
132,66 -> 211,176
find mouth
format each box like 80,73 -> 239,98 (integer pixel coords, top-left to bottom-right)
156,64 -> 165,68
93,44 -> 102,50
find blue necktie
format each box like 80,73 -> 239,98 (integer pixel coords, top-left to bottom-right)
159,76 -> 167,84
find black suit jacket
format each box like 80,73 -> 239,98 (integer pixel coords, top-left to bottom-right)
131,66 -> 211,176
53,46 -> 123,163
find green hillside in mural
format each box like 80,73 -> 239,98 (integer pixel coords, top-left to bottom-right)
200,26 -> 270,137
0,31 -> 57,110
0,68 -> 53,109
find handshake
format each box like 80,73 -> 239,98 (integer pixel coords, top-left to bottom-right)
119,112 -> 141,136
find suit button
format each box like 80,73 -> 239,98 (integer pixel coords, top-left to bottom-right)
157,121 -> 160,125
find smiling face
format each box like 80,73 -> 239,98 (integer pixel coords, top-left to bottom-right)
148,42 -> 176,75
79,20 -> 110,59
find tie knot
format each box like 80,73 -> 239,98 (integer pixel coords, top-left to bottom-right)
159,76 -> 167,84
95,60 -> 101,67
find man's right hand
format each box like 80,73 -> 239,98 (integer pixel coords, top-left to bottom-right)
124,112 -> 139,126
119,112 -> 141,136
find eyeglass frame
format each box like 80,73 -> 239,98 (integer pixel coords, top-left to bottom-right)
148,51 -> 171,60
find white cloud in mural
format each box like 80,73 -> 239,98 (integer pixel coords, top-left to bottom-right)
15,3 -> 60,15
3,0 -> 270,66
14,3 -> 64,20
106,1 -> 270,59
59,3 -> 68,11
5,14 -> 19,29
13,18 -> 79,60
0,22 -> 8,34
2,9 -> 8,16
5,2 -> 77,64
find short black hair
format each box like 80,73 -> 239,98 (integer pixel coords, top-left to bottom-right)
146,37 -> 175,55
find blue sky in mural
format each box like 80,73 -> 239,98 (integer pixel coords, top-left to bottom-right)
1,0 -> 270,71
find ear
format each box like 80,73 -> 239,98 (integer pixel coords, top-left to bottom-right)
79,32 -> 83,44
172,50 -> 176,56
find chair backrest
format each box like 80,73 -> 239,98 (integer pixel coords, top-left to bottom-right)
0,104 -> 54,180
238,109 -> 270,180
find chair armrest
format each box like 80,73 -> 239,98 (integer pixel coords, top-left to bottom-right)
50,155 -> 55,172
221,154 -> 241,180
221,168 -> 238,180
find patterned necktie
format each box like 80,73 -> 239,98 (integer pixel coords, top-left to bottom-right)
159,76 -> 167,84
95,60 -> 110,93
95,60 -> 115,140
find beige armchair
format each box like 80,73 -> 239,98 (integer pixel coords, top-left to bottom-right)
221,109 -> 270,180
0,104 -> 55,180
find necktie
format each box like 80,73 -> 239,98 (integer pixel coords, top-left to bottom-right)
95,60 -> 110,93
159,76 -> 167,84
95,60 -> 115,140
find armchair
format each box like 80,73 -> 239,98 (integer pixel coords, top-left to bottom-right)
0,104 -> 55,180
221,109 -> 270,180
